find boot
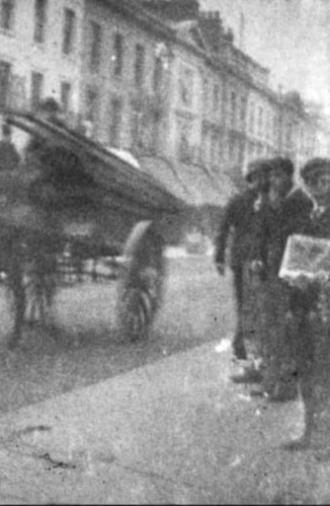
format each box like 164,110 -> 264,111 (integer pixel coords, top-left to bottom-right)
267,380 -> 298,402
232,332 -> 247,360
231,365 -> 263,384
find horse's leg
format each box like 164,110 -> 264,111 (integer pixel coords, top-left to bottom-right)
8,268 -> 26,350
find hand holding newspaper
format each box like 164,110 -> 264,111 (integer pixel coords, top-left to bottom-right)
279,234 -> 330,287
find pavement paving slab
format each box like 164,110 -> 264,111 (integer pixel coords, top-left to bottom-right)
0,338 -> 330,504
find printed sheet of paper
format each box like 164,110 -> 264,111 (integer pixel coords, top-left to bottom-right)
279,234 -> 330,281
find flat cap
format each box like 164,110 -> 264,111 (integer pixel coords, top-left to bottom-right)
300,157 -> 330,181
243,158 -> 272,182
269,156 -> 294,177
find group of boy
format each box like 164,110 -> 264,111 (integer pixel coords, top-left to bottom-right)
215,155 -> 330,450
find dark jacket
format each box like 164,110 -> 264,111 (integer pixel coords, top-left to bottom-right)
259,187 -> 313,276
214,188 -> 266,269
289,203 -> 330,314
258,188 -> 317,314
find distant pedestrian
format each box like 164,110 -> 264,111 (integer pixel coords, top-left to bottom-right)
214,158 -> 271,371
0,123 -> 20,172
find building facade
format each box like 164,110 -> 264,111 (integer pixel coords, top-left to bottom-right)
78,0 -> 326,186
0,0 -> 84,113
0,0 -> 327,185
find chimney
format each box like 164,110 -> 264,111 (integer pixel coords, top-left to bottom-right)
142,0 -> 200,22
199,9 -> 223,52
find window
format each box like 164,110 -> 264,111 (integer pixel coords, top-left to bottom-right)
218,136 -> 223,162
89,21 -> 102,72
228,136 -> 235,160
178,119 -> 192,163
230,91 -> 237,128
0,60 -> 10,110
249,103 -> 255,134
240,96 -> 245,126
130,108 -> 141,151
211,133 -> 218,165
153,56 -> 163,92
1,0 -> 15,31
113,32 -> 123,77
60,81 -> 71,113
85,87 -> 98,123
287,122 -> 293,146
238,141 -> 244,163
62,8 -> 75,55
273,115 -> 277,138
134,44 -> 145,87
150,111 -> 161,152
258,106 -> 263,137
201,126 -> 208,162
213,84 -> 219,112
34,0 -> 47,43
31,71 -> 44,110
109,98 -> 122,146
202,78 -> 209,112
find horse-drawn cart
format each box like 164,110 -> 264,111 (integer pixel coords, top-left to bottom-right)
1,106 -> 229,348
0,109 -> 200,348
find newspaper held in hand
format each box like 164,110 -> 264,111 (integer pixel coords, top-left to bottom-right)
279,234 -> 330,283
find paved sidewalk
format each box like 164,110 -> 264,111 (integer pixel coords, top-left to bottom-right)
0,338 -> 329,504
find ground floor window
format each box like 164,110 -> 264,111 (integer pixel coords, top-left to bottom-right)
0,60 -> 11,110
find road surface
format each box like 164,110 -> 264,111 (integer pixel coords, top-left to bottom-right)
0,253 -> 235,413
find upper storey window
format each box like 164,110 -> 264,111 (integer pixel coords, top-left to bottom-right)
1,0 -> 15,31
34,0 -> 47,44
62,7 -> 76,55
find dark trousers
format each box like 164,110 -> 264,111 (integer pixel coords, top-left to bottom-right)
232,264 -> 245,353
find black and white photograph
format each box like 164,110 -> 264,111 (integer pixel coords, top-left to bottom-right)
0,0 -> 330,503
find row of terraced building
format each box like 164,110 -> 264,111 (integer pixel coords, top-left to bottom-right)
0,0 -> 328,207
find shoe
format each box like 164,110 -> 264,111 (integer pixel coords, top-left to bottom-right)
281,435 -> 311,451
231,367 -> 263,384
232,341 -> 247,360
267,385 -> 297,403
249,385 -> 266,397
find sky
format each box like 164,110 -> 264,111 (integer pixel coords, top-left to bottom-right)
200,0 -> 330,113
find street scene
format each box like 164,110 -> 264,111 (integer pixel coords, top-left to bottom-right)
1,0 -> 330,504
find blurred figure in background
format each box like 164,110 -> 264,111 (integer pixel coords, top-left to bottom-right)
214,158 -> 271,374
0,123 -> 20,172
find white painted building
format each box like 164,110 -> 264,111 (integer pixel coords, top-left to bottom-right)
0,0 -> 84,117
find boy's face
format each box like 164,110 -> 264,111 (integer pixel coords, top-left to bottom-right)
248,169 -> 269,192
270,169 -> 293,197
304,170 -> 330,205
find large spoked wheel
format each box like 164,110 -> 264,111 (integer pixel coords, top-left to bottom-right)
117,221 -> 166,342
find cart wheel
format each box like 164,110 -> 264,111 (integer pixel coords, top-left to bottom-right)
117,221 -> 165,342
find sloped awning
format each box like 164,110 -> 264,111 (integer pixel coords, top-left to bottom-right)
138,155 -> 237,208
138,155 -> 195,205
178,162 -> 237,207
6,111 -> 187,216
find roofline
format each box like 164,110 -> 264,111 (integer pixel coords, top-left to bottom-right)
102,0 -> 270,84
100,0 -> 311,118
103,0 -> 175,40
